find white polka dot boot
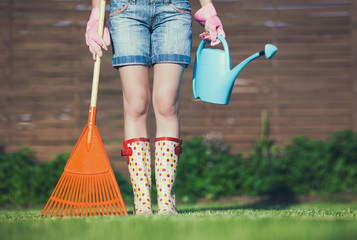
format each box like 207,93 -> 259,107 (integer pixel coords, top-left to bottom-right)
155,137 -> 182,215
121,138 -> 153,215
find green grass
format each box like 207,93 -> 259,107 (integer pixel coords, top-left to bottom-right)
1,202 -> 357,240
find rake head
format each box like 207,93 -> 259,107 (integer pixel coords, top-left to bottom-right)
42,171 -> 126,217
42,108 -> 127,217
42,172 -> 126,217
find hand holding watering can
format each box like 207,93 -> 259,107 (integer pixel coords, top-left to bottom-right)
194,3 -> 226,46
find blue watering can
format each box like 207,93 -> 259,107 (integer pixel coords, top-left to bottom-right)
192,35 -> 278,105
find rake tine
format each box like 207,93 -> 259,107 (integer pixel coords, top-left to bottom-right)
102,173 -> 114,215
66,174 -> 77,217
81,175 -> 86,217
51,173 -> 70,217
98,175 -> 106,215
69,174 -> 81,217
110,171 -> 127,215
93,176 -> 99,216
88,176 -> 91,217
88,176 -> 93,217
105,173 -> 118,215
67,174 -> 79,217
105,174 -> 118,215
111,172 -> 125,215
92,176 -> 96,216
81,175 -> 85,217
91,176 -> 97,216
104,174 -> 114,215
85,176 -> 90,217
96,176 -> 103,216
83,175 -> 87,217
81,175 -> 87,217
43,172 -> 66,217
94,175 -> 101,215
85,175 -> 90,217
111,174 -> 122,215
63,188 -> 71,217
71,175 -> 80,217
59,174 -> 74,217
76,175 -> 84,217
42,173 -> 62,216
98,175 -> 108,215
92,178 -> 97,217
54,174 -> 71,217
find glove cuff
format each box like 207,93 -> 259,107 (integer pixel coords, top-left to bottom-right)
193,3 -> 217,22
89,7 -> 100,21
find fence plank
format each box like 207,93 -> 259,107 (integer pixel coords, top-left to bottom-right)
352,0 -> 357,130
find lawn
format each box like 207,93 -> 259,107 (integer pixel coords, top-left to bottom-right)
1,201 -> 357,240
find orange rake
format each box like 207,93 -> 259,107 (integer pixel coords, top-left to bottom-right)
42,0 -> 127,217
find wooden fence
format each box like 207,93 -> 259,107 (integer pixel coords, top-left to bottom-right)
0,0 -> 356,174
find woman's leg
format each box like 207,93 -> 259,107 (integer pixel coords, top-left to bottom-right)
119,65 -> 151,139
152,63 -> 185,138
119,65 -> 153,215
153,63 -> 185,215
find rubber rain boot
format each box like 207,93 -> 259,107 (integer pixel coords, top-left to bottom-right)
155,137 -> 182,215
121,138 -> 153,215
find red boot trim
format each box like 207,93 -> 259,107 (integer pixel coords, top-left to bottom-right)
155,137 -> 183,155
155,137 -> 181,143
123,137 -> 150,145
121,137 -> 150,164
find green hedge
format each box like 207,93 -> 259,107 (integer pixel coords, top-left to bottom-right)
176,129 -> 357,202
1,129 -> 357,206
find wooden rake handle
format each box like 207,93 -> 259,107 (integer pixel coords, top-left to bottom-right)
90,0 -> 107,108
87,0 -> 106,150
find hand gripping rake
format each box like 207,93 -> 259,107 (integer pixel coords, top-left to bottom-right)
42,0 -> 127,217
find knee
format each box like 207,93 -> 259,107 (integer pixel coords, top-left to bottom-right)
124,96 -> 150,119
153,97 -> 178,118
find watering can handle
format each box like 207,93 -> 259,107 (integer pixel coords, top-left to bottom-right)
195,34 -> 231,71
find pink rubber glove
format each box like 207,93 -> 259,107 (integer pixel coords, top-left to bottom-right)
194,3 -> 226,46
85,8 -> 110,60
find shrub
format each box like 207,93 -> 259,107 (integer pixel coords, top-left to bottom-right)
325,130 -> 357,193
175,136 -> 209,202
281,136 -> 331,195
176,136 -> 243,202
0,147 -> 36,205
247,139 -> 291,197
176,129 -> 357,201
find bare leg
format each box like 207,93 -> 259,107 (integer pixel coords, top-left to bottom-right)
153,63 -> 184,215
152,63 -> 185,138
119,65 -> 153,215
119,65 -> 151,139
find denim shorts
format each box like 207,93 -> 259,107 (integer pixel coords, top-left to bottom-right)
109,0 -> 192,68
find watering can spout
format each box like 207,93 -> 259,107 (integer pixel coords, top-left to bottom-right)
224,43 -> 278,88
229,44 -> 278,79
225,51 -> 262,86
